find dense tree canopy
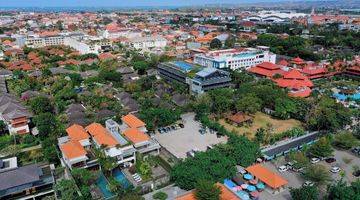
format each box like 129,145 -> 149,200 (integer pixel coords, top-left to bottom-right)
290,185 -> 319,200
308,137 -> 334,158
306,96 -> 351,131
210,38 -> 222,49
170,148 -> 236,190
195,180 -> 221,200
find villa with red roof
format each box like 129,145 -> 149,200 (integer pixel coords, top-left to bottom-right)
248,63 -> 314,97
120,114 -> 160,155
274,69 -> 313,98
59,124 -> 93,170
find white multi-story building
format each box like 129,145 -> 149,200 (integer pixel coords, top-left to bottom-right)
194,47 -> 276,70
24,35 -> 64,48
64,36 -> 111,55
126,36 -> 167,50
102,29 -> 142,39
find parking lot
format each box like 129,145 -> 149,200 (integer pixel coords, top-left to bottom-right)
260,148 -> 360,200
154,113 -> 228,159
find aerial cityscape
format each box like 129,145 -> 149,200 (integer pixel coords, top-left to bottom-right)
0,0 -> 359,200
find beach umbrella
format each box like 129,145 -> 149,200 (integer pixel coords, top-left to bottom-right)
247,185 -> 256,192
243,173 -> 253,180
250,191 -> 260,198
241,184 -> 249,189
237,191 -> 250,200
249,179 -> 258,185
256,182 -> 265,190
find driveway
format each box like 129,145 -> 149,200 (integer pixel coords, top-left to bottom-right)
142,184 -> 187,200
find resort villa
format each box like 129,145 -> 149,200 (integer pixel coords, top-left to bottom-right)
120,114 -> 161,155
59,113 -> 160,170
248,61 -> 314,97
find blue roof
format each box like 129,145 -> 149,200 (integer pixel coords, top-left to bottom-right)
333,92 -> 360,101
172,61 -> 194,72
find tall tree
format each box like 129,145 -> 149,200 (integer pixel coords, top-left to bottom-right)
195,180 -> 221,200
308,137 -> 333,158
290,186 -> 319,200
210,38 -> 222,49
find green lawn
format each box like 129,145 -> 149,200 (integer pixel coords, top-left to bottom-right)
219,112 -> 302,139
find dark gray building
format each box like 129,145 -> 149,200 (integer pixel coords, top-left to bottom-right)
0,164 -> 55,199
189,67 -> 232,95
158,61 -> 232,95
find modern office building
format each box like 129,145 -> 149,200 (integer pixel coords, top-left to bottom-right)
158,61 -> 232,94
190,67 -> 232,95
193,47 -> 276,70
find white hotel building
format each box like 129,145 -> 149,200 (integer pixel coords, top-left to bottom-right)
193,47 -> 276,70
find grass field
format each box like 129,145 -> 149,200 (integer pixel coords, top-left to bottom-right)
219,112 -> 302,139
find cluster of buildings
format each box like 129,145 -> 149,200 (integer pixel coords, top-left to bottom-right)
0,74 -> 32,135
58,114 -> 160,170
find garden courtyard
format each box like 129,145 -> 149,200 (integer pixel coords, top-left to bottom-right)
218,112 -> 302,139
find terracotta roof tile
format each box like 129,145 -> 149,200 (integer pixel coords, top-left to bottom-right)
121,114 -> 145,128
123,128 -> 150,144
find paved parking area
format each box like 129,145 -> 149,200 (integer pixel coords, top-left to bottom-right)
318,149 -> 360,183
259,149 -> 360,200
259,161 -> 304,200
154,113 -> 228,159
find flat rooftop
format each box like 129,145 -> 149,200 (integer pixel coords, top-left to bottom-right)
154,113 -> 227,159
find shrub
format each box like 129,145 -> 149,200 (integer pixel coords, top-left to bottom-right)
153,191 -> 168,200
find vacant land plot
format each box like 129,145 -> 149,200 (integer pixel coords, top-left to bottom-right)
219,112 -> 302,139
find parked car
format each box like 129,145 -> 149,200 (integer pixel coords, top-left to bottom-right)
353,170 -> 360,177
171,125 -> 176,130
303,181 -> 314,187
292,167 -> 304,172
285,162 -> 294,170
311,157 -> 320,164
330,166 -> 341,173
351,147 -> 360,154
325,157 -> 336,163
178,123 -> 184,128
165,127 -> 171,132
278,165 -> 288,172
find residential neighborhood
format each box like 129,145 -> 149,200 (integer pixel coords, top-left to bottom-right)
0,1 -> 359,200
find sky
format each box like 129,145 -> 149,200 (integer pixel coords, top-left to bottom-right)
0,0 -> 317,7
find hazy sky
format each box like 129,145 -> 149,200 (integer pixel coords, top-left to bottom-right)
0,0 -> 317,7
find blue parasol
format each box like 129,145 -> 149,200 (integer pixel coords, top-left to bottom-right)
256,182 -> 265,190
243,173 -> 253,180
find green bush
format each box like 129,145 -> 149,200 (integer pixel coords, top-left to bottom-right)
153,191 -> 168,200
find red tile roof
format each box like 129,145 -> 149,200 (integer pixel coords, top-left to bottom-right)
85,123 -> 118,147
121,114 -> 145,128
123,128 -> 150,144
66,124 -> 89,141
60,140 -> 87,160
246,164 -> 288,189
176,183 -> 239,200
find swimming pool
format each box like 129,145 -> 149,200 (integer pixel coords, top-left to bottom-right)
96,170 -> 132,199
96,174 -> 115,199
113,169 -> 132,189
333,92 -> 360,101
173,61 -> 194,72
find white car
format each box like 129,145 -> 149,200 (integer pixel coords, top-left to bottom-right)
310,157 -> 320,164
330,166 -> 341,173
303,181 -> 314,187
278,165 -> 288,172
